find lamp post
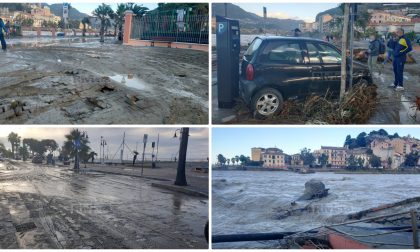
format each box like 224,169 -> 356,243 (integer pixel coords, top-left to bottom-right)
74,129 -> 88,172
100,137 -> 107,164
141,134 -> 148,176
174,127 -> 189,186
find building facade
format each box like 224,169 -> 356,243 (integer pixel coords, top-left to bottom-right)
262,148 -> 286,168
251,147 -> 265,161
319,146 -> 347,167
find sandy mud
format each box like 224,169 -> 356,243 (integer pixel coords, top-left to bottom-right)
0,41 -> 208,124
0,160 -> 208,249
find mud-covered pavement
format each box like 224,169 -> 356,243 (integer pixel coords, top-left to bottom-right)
0,160 -> 208,249
0,41 -> 208,124
368,47 -> 420,124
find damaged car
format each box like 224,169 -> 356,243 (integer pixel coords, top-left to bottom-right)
239,36 -> 373,118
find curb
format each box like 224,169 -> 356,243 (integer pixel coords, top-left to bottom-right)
151,182 -> 208,198
86,169 -> 171,182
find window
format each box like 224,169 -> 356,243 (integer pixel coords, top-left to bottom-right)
260,41 -> 303,64
318,44 -> 341,64
306,43 -> 321,64
244,38 -> 262,61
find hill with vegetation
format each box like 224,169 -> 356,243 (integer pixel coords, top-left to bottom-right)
212,3 -> 303,34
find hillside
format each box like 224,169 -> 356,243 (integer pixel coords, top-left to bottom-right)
42,3 -> 88,20
315,3 -> 420,21
212,3 -> 303,34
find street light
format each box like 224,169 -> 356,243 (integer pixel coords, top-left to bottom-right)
100,136 -> 107,164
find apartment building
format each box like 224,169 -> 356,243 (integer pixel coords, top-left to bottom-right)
319,146 -> 347,167
262,148 -> 286,168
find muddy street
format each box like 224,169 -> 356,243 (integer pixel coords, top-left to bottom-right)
0,41 -> 209,124
368,48 -> 420,124
0,160 -> 208,249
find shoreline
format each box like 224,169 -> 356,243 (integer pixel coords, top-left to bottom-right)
213,166 -> 420,174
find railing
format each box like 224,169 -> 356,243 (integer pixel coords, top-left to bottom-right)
130,10 -> 208,44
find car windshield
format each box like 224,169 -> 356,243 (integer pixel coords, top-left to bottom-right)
244,38 -> 262,61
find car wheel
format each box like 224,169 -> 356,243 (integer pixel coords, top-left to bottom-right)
251,88 -> 284,118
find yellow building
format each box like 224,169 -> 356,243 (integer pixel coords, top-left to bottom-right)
319,146 -> 347,167
251,147 -> 265,161
31,6 -> 61,28
370,11 -> 411,24
262,148 -> 286,168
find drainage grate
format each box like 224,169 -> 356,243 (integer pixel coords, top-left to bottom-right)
15,222 -> 37,233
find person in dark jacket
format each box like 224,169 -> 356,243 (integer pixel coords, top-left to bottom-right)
391,28 -> 413,91
367,34 -> 380,73
384,33 -> 397,64
0,18 -> 9,51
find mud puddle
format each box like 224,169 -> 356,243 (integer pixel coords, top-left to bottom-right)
399,94 -> 420,124
109,74 -> 150,91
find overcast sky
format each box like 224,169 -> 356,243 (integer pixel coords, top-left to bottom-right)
0,127 -> 208,161
213,127 -> 420,162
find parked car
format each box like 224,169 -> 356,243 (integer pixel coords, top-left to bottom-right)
239,36 -> 373,118
32,155 -> 43,164
57,32 -> 65,37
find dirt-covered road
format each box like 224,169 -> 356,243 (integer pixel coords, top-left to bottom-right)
0,41 -> 208,124
0,160 -> 208,249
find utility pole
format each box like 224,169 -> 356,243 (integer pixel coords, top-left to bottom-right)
224,3 -> 227,17
141,134 -> 148,176
263,7 -> 267,35
155,134 -> 159,163
349,3 -> 356,89
340,3 -> 350,100
121,132 -> 125,164
175,127 -> 189,186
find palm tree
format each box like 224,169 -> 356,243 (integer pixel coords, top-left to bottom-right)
62,129 -> 90,170
92,3 -> 114,42
81,17 -> 90,37
129,4 -> 149,16
235,155 -> 239,165
8,132 -> 20,159
114,3 -> 127,41
231,157 -> 235,165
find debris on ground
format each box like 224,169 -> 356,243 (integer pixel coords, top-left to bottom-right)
0,44 -> 208,124
229,83 -> 377,124
86,97 -> 107,109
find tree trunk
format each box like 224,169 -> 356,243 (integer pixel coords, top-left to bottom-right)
175,128 -> 189,186
82,23 -> 86,37
340,3 -> 350,100
100,20 -> 105,42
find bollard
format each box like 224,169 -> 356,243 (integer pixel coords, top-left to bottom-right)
411,210 -> 419,249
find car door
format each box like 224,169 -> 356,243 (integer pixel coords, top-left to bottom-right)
316,42 -> 342,96
255,40 -> 312,99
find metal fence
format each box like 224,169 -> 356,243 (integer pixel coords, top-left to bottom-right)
131,10 -> 209,44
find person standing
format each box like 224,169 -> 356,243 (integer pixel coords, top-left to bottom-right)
391,28 -> 413,91
367,34 -> 380,74
0,18 -> 9,51
384,34 -> 397,64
